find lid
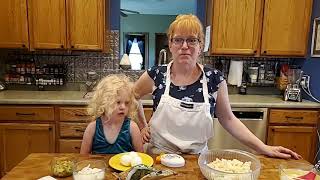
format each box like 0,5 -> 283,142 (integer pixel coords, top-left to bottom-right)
160,154 -> 185,168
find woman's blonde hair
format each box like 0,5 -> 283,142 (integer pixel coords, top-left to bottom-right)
167,14 -> 204,49
87,74 -> 137,120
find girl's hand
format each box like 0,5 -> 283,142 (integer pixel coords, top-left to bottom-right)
260,145 -> 302,160
141,126 -> 150,144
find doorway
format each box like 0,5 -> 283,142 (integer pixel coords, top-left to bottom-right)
155,33 -> 171,65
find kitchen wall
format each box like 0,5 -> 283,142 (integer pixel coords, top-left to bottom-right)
302,0 -> 320,102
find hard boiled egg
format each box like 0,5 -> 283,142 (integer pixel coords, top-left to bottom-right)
120,154 -> 132,166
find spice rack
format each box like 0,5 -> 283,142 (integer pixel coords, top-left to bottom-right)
4,59 -> 67,89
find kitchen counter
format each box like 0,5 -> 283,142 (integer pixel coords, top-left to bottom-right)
1,153 -> 311,180
0,90 -> 319,108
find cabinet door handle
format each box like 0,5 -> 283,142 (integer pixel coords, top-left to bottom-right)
22,44 -> 26,48
71,45 -> 75,48
75,129 -> 85,132
74,147 -> 80,150
285,116 -> 303,120
16,112 -> 35,116
74,113 -> 88,117
60,45 -> 64,48
263,50 -> 267,54
254,50 -> 257,53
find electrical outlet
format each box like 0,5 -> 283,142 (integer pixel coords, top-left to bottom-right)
301,74 -> 310,89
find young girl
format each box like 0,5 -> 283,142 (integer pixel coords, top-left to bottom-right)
80,74 -> 143,154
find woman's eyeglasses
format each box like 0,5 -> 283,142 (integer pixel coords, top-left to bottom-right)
171,38 -> 200,47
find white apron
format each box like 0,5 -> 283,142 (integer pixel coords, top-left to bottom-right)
147,61 -> 214,154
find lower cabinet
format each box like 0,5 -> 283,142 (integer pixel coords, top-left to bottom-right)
0,105 -> 55,177
144,107 -> 153,123
0,123 -> 55,176
58,106 -> 91,153
267,109 -> 319,163
268,126 -> 316,163
59,139 -> 82,153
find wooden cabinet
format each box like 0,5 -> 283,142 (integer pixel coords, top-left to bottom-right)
28,0 -> 67,50
267,109 -> 319,163
144,107 -> 153,123
209,0 -> 313,56
58,106 -> 91,153
0,106 -> 55,177
0,0 -> 29,49
211,0 -> 262,55
261,0 -> 313,56
67,0 -> 105,50
1,0 -> 108,51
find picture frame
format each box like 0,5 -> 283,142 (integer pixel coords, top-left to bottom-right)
311,17 -> 320,57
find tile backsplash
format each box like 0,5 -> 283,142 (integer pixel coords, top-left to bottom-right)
0,30 -> 305,92
0,30 -> 144,87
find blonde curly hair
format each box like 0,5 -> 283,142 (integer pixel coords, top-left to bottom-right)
167,14 -> 204,50
87,74 -> 137,120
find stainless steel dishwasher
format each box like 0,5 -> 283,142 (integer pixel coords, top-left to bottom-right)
208,107 -> 268,153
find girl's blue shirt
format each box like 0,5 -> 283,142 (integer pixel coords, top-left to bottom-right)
92,117 -> 133,154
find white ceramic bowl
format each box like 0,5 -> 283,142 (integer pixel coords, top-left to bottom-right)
198,149 -> 261,180
73,159 -> 106,180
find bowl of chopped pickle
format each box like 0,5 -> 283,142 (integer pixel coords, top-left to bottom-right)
51,156 -> 75,177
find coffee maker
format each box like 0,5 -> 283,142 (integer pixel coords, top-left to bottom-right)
284,68 -> 303,102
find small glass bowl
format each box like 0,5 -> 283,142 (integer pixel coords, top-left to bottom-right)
73,159 -> 106,180
51,156 -> 75,177
279,161 -> 316,180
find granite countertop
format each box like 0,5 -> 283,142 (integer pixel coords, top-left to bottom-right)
0,90 -> 319,108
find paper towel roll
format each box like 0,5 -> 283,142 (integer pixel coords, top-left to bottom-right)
227,60 -> 243,87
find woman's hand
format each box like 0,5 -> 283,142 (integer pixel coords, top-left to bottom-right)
141,126 -> 151,144
260,144 -> 302,160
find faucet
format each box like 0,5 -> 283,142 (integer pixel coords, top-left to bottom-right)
158,49 -> 167,65
85,71 -> 99,92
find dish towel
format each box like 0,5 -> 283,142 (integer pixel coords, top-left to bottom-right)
227,60 -> 243,87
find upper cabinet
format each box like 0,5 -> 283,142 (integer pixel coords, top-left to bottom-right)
67,0 -> 105,50
211,0 -> 262,55
261,0 -> 313,56
28,0 -> 67,50
0,0 -> 108,51
0,0 -> 29,49
210,0 -> 313,57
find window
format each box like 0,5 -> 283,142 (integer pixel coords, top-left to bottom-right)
123,33 -> 148,70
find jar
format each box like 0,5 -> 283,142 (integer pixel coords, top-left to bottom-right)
248,66 -> 259,83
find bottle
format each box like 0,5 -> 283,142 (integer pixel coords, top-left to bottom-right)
239,82 -> 247,95
259,64 -> 265,83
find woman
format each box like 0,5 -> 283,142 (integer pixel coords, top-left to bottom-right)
134,14 -> 301,159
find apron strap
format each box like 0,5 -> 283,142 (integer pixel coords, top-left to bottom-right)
164,61 -> 209,104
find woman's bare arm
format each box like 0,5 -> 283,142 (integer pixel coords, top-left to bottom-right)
215,81 -> 300,159
133,72 -> 154,143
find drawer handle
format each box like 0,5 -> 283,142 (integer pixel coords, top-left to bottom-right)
16,112 -> 35,116
75,129 -> 85,132
74,113 -> 88,117
285,116 -> 303,120
74,147 -> 80,150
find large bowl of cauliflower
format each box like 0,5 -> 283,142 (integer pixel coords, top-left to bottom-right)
198,149 -> 261,180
